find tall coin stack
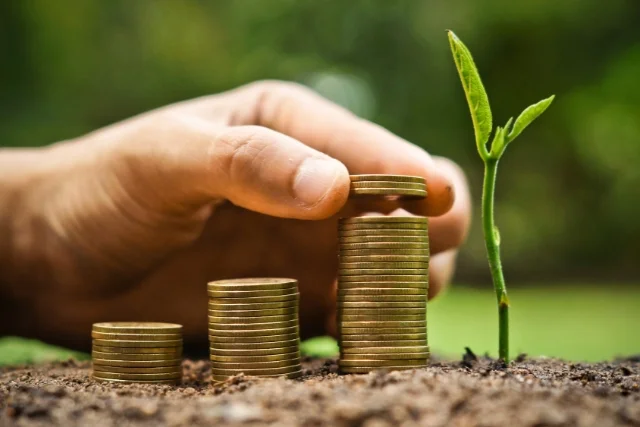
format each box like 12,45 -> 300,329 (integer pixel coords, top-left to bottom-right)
338,175 -> 430,374
91,322 -> 183,384
208,278 -> 302,382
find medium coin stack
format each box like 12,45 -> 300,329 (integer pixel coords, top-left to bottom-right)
91,322 -> 183,384
338,175 -> 430,374
208,278 -> 302,382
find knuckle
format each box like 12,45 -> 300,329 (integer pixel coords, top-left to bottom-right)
213,126 -> 273,181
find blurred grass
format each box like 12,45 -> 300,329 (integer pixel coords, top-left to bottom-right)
2,284 -> 639,366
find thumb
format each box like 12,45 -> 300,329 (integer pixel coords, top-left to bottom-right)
112,114 -> 351,220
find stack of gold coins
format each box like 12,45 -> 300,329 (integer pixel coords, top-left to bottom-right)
338,175 -> 430,374
91,322 -> 183,384
208,278 -> 302,382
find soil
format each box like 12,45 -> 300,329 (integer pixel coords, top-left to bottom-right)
1,352 -> 639,427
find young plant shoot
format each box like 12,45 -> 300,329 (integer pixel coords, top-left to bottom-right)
447,30 -> 555,361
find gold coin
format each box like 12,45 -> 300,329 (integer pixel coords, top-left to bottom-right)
93,365 -> 181,374
208,326 -> 298,338
211,370 -> 302,382
207,288 -> 298,298
339,216 -> 427,224
208,333 -> 299,344
339,269 -> 428,277
349,175 -> 425,183
210,346 -> 298,356
92,339 -> 182,348
340,241 -> 429,249
210,338 -> 299,348
338,284 -> 427,292
337,301 -> 425,309
338,358 -> 427,367
340,249 -> 429,257
339,236 -> 427,244
92,358 -> 181,368
350,188 -> 427,198
339,262 -> 428,270
207,314 -> 297,324
210,364 -> 301,376
339,365 -> 423,374
208,293 -> 299,303
338,295 -> 426,303
210,352 -> 299,363
339,327 -> 426,336
339,254 -> 429,262
338,314 -> 425,322
350,181 -> 426,190
339,223 -> 428,231
91,331 -> 181,341
92,377 -> 179,385
340,340 -> 427,348
340,346 -> 429,354
339,275 -> 428,282
338,287 -> 426,296
339,320 -> 426,328
92,350 -> 182,361
92,371 -> 181,381
339,332 -> 427,341
207,307 -> 298,317
207,318 -> 297,330
340,353 -> 430,361
339,229 -> 427,237
208,301 -> 297,310
92,322 -> 182,334
92,345 -> 182,355
211,359 -> 300,369
207,278 -> 297,290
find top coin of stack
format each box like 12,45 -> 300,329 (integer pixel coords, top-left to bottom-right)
91,322 -> 183,384
208,278 -> 302,382
349,174 -> 427,199
338,174 -> 430,374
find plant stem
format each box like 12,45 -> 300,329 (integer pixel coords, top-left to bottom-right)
482,158 -> 510,361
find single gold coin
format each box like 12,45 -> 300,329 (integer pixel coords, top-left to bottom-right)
208,326 -> 299,338
339,327 -> 426,336
339,229 -> 427,237
339,237 -> 427,244
92,371 -> 181,381
338,295 -> 426,303
207,278 -> 297,290
208,301 -> 297,310
339,262 -> 428,270
340,353 -> 430,361
207,318 -> 297,330
210,337 -> 299,348
339,320 -> 426,328
349,187 -> 427,198
209,346 -> 298,356
338,314 -> 425,322
349,175 -> 426,183
92,350 -> 182,361
92,339 -> 182,348
211,370 -> 302,382
339,223 -> 428,231
336,305 -> 426,312
339,269 -> 428,277
339,216 -> 427,224
91,331 -> 181,341
92,358 -> 182,368
211,359 -> 300,369
207,315 -> 296,324
339,346 -> 429,354
208,293 -> 299,303
92,376 -> 179,385
92,322 -> 182,334
338,287 -> 426,296
340,241 -> 429,250
210,352 -> 300,363
340,249 -> 429,257
340,365 -> 424,374
207,307 -> 298,317
210,364 -> 301,376
337,301 -> 425,309
339,254 -> 429,262
339,332 -> 427,341
208,333 -> 299,343
350,181 -> 426,190
339,275 -> 428,282
338,283 -> 427,292
340,340 -> 427,348
207,288 -> 298,298
93,365 -> 181,374
338,358 -> 427,367
92,345 -> 182,355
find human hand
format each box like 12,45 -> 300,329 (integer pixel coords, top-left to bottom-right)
0,81 -> 470,349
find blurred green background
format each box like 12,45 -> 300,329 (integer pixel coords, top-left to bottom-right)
1,0 -> 638,364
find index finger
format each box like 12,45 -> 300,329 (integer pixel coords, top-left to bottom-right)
231,81 -> 455,217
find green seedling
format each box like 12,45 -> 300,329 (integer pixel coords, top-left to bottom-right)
447,30 -> 555,361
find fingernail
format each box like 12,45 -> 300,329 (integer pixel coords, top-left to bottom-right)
293,158 -> 343,207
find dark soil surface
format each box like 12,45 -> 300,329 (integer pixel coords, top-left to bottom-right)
1,353 -> 639,427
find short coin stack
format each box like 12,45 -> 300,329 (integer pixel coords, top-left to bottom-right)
208,278 -> 302,382
91,322 -> 183,384
338,175 -> 430,374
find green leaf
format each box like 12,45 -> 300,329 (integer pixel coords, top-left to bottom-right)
507,95 -> 555,143
489,118 -> 513,158
447,30 -> 493,159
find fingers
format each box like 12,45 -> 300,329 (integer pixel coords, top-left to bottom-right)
226,81 -> 456,217
111,114 -> 350,220
428,249 -> 458,299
